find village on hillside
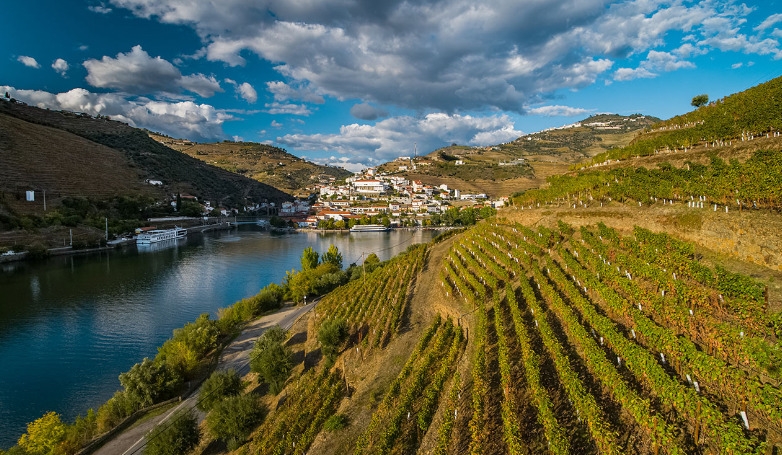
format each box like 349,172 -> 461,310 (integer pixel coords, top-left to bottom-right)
187,158 -> 507,229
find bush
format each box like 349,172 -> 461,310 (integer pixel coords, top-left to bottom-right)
197,370 -> 243,412
206,394 -> 266,450
317,318 -> 349,363
249,326 -> 292,395
95,391 -> 135,433
156,314 -> 219,378
323,413 -> 350,432
144,410 -> 199,455
119,358 -> 179,409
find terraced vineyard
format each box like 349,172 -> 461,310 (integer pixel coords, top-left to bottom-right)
438,221 -> 780,454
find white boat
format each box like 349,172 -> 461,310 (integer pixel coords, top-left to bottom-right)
136,226 -> 187,244
350,224 -> 389,232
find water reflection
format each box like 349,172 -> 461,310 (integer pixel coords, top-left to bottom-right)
0,227 -> 436,446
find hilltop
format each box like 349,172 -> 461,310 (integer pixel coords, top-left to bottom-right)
376,114 -> 658,198
151,134 -> 352,197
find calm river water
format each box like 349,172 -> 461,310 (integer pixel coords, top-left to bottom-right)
0,226 -> 437,447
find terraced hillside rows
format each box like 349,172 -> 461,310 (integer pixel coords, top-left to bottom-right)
438,221 -> 781,454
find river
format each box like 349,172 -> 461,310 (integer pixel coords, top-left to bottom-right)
0,226 -> 438,447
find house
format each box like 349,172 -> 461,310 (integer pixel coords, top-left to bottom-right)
353,179 -> 386,195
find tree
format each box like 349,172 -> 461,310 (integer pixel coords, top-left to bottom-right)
144,410 -> 199,455
363,253 -> 381,274
249,326 -> 292,395
119,358 -> 178,409
206,394 -> 267,450
17,412 -> 66,455
197,370 -> 243,412
321,244 -> 343,269
317,318 -> 349,363
301,246 -> 319,270
691,94 -> 709,108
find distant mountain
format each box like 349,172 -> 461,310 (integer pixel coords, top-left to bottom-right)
375,113 -> 658,198
0,99 -> 292,209
150,135 -> 353,196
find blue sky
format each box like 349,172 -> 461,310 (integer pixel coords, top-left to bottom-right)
2,0 -> 781,171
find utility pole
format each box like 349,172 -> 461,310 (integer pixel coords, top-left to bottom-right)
105,218 -> 108,241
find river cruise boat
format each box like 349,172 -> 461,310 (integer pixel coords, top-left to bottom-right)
136,226 -> 187,244
350,224 -> 390,232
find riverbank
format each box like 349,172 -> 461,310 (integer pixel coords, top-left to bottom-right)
0,222 -> 234,264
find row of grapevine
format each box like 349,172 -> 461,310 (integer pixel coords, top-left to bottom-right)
353,317 -> 465,455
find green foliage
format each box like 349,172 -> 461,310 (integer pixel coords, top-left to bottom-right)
317,318 -> 349,362
323,413 -> 350,431
143,410 -> 199,455
156,313 -> 220,378
250,326 -> 292,395
95,391 -> 135,433
206,394 -> 267,450
218,283 -> 284,330
60,410 -> 97,454
321,244 -> 343,269
118,358 -> 178,409
301,246 -> 319,270
691,93 -> 709,108
285,262 -> 347,303
17,412 -> 66,455
198,370 -> 243,412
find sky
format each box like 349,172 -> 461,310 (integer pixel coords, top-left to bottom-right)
2,0 -> 781,171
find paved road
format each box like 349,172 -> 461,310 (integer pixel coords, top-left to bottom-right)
94,301 -> 316,455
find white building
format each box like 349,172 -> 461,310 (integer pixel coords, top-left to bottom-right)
353,179 -> 386,195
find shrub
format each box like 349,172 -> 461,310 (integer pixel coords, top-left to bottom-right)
323,413 -> 350,432
206,394 -> 266,450
317,318 -> 349,363
197,370 -> 243,412
249,326 -> 292,395
144,410 -> 199,455
119,358 -> 179,409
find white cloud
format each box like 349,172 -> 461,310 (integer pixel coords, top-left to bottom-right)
1,85 -> 233,141
613,49 -> 695,81
265,102 -> 312,116
88,3 -> 112,14
528,105 -> 591,117
271,120 -> 282,128
755,13 -> 782,31
52,58 -> 69,76
17,56 -> 40,68
266,81 -> 324,104
83,45 -> 223,96
237,82 -> 258,103
277,113 -> 522,167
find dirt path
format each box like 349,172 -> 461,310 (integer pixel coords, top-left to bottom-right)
91,302 -> 315,455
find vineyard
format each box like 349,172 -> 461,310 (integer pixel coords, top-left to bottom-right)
435,221 -> 781,454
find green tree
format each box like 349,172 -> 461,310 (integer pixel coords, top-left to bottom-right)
17,412 -> 66,455
249,326 -> 292,395
363,253 -> 381,274
119,358 -> 178,409
322,244 -> 343,269
301,246 -> 319,270
206,394 -> 267,450
197,370 -> 243,412
691,93 -> 709,108
317,318 -> 349,363
144,411 -> 199,455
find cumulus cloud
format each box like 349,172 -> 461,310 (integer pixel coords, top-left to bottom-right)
17,56 -> 40,68
1,85 -> 232,141
266,81 -> 324,104
613,50 -> 695,81
350,103 -> 388,120
83,45 -> 223,96
755,13 -> 782,31
225,79 -> 258,103
265,102 -> 311,116
109,0 -> 781,114
277,113 -> 522,167
528,105 -> 591,117
52,58 -> 69,76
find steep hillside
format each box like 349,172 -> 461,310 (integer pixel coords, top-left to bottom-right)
151,135 -> 353,196
376,114 -> 657,198
0,99 -> 292,208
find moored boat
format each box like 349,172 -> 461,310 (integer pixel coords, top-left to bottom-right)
349,224 -> 389,232
136,226 -> 187,244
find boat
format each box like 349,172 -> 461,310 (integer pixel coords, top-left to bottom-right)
136,226 -> 187,244
350,224 -> 390,232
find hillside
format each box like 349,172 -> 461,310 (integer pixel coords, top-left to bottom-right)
151,135 -> 353,196
0,100 -> 291,206
376,114 -> 658,198
0,99 -> 292,248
